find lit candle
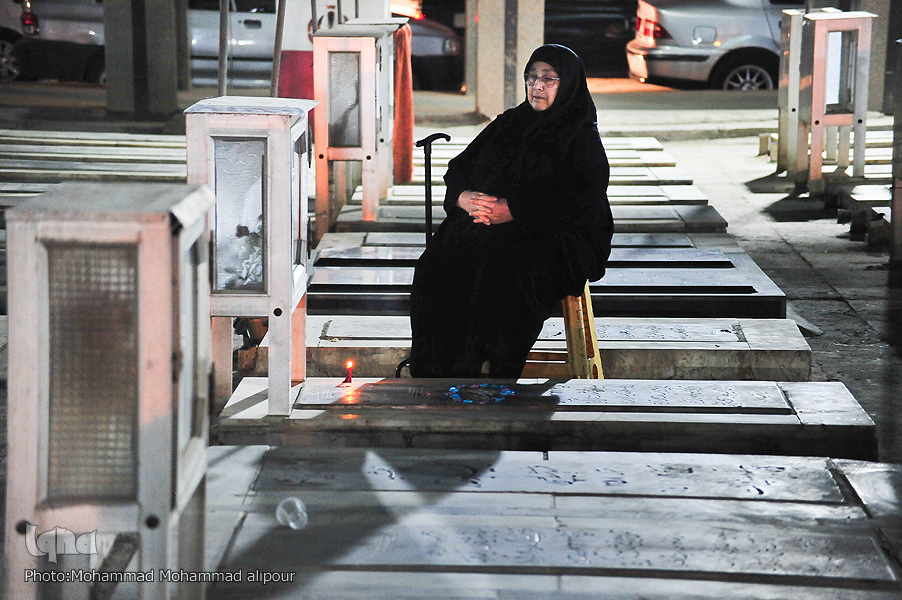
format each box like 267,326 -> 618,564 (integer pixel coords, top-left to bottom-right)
343,360 -> 354,384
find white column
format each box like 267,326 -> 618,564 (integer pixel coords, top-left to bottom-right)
474,0 -> 544,119
854,0 -> 890,112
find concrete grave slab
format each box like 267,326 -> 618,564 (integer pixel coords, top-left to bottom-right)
608,205 -> 728,233
763,129 -> 893,161
408,166 -> 694,186
823,163 -> 892,188
351,183 -> 709,207
335,204 -> 727,234
216,378 -> 874,459
297,315 -> 811,381
0,128 -> 187,148
205,447 -> 899,598
0,182 -> 54,198
413,149 -> 677,169
305,250 -> 785,318
0,158 -> 187,182
313,246 -> 737,268
598,136 -> 665,150
837,184 -> 891,210
418,136 -> 665,155
833,146 -> 893,165
0,143 -> 187,163
353,231 -> 736,249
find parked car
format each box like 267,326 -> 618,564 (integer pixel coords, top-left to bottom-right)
421,0 -> 637,78
627,0 -> 804,90
406,15 -> 462,90
15,0 -> 463,90
545,0 -> 637,77
0,0 -> 23,81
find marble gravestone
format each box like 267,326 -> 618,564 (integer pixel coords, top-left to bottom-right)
204,445 -> 902,599
215,378 -> 875,460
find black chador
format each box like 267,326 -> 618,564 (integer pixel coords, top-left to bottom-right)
410,44 -> 614,378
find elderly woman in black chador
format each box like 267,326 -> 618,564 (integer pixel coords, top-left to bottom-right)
409,44 -> 614,378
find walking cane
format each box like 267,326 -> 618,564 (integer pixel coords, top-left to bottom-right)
396,132 -> 451,378
415,132 -> 451,241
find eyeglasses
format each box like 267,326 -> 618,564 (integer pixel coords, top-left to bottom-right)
524,74 -> 560,87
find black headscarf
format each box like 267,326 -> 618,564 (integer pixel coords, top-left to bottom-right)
444,44 -> 599,203
520,44 -> 598,143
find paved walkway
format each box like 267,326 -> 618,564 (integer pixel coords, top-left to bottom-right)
6,78 -> 892,140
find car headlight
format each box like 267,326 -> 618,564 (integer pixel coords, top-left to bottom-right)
442,37 -> 460,55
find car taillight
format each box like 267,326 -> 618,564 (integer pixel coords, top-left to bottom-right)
21,10 -> 38,35
639,17 -> 670,40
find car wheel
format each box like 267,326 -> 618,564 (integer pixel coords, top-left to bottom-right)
0,37 -> 21,82
711,54 -> 777,91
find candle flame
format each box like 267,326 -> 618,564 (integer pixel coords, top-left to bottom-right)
339,359 -> 355,386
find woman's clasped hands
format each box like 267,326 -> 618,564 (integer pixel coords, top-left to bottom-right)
458,190 -> 513,226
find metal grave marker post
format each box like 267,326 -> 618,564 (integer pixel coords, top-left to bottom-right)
185,96 -> 316,416
779,7 -> 841,173
795,11 -> 876,193
4,182 -> 214,600
313,21 -> 402,242
347,17 -> 408,195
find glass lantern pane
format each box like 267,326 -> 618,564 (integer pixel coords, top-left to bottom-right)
213,138 -> 266,292
329,51 -> 362,147
178,240 -> 201,453
46,244 -> 138,500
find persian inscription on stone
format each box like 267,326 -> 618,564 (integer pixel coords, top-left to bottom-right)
591,268 -> 754,289
309,266 -> 414,286
364,232 -> 426,246
591,320 -> 741,342
311,266 -> 758,291
613,205 -> 678,219
326,317 -> 411,339
303,521 -> 892,582
546,380 -> 790,411
610,232 -> 693,247
254,448 -> 846,502
609,248 -> 729,264
319,246 -> 423,262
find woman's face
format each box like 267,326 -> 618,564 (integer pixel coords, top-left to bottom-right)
526,61 -> 559,112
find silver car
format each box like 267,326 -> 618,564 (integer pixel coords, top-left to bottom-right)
15,0 -> 463,89
626,0 -> 804,90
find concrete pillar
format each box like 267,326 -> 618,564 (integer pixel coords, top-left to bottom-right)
853,0 -> 889,112
175,0 -> 191,90
465,0 -> 477,96
882,1 -> 902,113
474,0 -> 543,119
104,0 -> 179,118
